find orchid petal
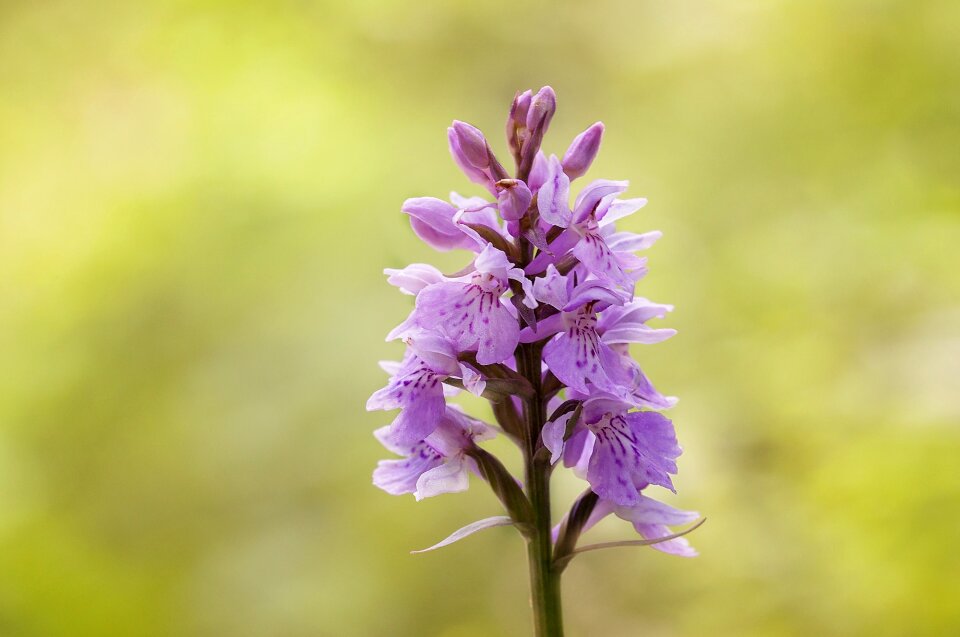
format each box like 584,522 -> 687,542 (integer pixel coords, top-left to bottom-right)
385,263 -> 445,296
598,197 -> 647,227
403,197 -> 476,251
572,179 -> 628,224
508,267 -> 539,309
525,228 -> 580,275
542,413 -> 571,464
458,362 -> 487,397
415,457 -> 470,500
602,325 -> 677,345
537,155 -> 572,227
605,229 -> 661,251
572,231 -> 632,287
519,313 -> 565,343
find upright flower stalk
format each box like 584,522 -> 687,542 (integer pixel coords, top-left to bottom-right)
368,87 -> 701,637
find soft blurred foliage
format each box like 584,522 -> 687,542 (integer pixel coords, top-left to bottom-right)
1,0 -> 958,635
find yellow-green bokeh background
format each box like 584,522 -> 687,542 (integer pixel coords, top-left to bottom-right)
1,1 -> 958,635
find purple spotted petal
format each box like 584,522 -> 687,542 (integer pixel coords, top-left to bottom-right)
381,385 -> 445,446
587,416 -> 646,505
367,355 -> 449,445
542,313 -> 632,395
572,230 -> 633,287
584,409 -> 681,505
622,411 -> 682,489
413,281 -> 519,365
373,428 -> 445,496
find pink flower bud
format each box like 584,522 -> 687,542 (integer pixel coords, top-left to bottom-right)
495,179 -> 533,221
525,86 -> 557,136
451,120 -> 490,169
562,122 -> 604,179
506,90 -> 533,161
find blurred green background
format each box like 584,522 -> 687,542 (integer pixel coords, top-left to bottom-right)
1,0 -> 958,635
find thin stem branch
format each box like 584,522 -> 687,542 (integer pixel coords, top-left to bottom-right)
553,518 -> 706,571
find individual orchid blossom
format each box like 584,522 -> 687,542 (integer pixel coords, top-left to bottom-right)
528,156 -> 653,288
403,195 -> 503,252
389,244 -> 535,365
367,332 -> 485,445
554,395 -> 683,505
519,265 -> 636,396
374,405 -> 496,501
368,87 -> 700,637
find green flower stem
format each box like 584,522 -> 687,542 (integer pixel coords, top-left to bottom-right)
519,342 -> 564,637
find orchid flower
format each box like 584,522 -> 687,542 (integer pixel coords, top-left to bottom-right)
367,87 -> 700,636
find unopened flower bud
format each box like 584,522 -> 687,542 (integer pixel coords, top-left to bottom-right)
495,179 -> 533,221
451,121 -> 490,169
506,90 -> 533,162
561,122 -> 604,179
517,86 -> 558,179
402,196 -> 473,251
525,86 -> 557,137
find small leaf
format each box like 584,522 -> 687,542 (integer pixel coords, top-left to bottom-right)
411,516 -> 516,554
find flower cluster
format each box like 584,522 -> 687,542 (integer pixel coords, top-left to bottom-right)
368,86 -> 698,559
